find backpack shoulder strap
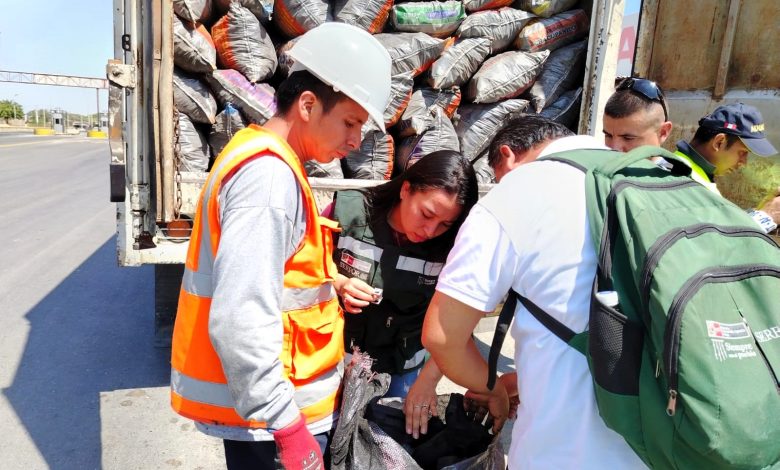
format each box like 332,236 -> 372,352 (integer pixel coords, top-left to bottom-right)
486,291 -> 518,390
595,145 -> 682,177
539,148 -> 618,173
486,291 -> 587,390
541,145 -> 691,179
517,295 -> 587,355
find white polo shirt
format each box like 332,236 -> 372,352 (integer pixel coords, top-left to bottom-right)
436,136 -> 646,469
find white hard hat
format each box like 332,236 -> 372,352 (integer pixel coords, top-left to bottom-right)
287,23 -> 392,132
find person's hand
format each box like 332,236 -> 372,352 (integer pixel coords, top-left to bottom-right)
491,372 -> 520,420
761,188 -> 780,226
335,276 -> 378,313
404,372 -> 440,439
463,373 -> 517,434
273,414 -> 323,470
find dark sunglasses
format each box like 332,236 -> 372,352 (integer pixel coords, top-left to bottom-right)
617,77 -> 669,121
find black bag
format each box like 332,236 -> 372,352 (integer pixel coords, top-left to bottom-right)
331,351 -> 505,470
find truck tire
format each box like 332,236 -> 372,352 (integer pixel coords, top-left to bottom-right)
155,264 -> 184,347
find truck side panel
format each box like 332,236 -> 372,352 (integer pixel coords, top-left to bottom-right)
634,0 -> 780,212
638,0 -> 780,91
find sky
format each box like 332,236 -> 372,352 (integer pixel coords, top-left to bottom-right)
626,0 -> 641,15
0,0 -> 113,116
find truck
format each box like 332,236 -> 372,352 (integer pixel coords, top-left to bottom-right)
107,0 -> 779,343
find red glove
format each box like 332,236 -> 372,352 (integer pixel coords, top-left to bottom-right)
273,414 -> 324,470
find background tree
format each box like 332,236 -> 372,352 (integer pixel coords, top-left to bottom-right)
0,100 -> 24,120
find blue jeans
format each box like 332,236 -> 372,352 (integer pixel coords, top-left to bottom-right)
384,367 -> 423,399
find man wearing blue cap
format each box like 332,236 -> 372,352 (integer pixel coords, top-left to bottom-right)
675,102 -> 779,232
675,102 -> 777,192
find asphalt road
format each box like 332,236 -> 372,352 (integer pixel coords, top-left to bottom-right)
0,133 -> 515,469
0,133 -> 223,470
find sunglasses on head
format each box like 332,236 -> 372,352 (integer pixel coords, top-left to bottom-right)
616,77 -> 669,121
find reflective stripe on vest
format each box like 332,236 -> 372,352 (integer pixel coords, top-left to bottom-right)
170,360 -> 344,428
396,256 -> 445,277
183,268 -> 337,311
674,150 -> 722,196
171,125 -> 344,429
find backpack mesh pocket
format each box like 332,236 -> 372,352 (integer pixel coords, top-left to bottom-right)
588,292 -> 644,395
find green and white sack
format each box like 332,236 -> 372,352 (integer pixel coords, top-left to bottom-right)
391,1 -> 466,38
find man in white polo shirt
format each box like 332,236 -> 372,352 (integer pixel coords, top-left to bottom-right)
422,117 -> 646,469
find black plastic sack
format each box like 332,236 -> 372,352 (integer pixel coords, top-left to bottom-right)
466,50 -> 549,104
273,0 -> 331,38
524,40 -> 587,113
429,37 -> 491,90
174,0 -> 212,23
305,159 -> 344,178
331,351 -> 505,470
208,104 -> 246,158
471,151 -> 496,184
375,33 -> 447,77
342,123 -> 394,180
212,3 -> 277,83
412,394 -> 503,470
540,86 -> 582,130
384,72 -> 415,128
456,8 -> 536,54
173,15 -> 217,74
395,108 -> 460,172
174,68 -> 218,124
333,0 -> 393,33
455,99 -> 529,161
276,37 -> 300,77
177,113 -> 211,172
215,0 -> 272,23
331,352 -> 420,470
206,69 -> 277,124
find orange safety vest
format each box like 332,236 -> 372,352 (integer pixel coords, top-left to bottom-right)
170,125 -> 344,429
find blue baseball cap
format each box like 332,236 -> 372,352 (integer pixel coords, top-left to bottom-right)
698,103 -> 778,157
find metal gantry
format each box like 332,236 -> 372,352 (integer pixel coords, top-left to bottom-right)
0,70 -> 107,89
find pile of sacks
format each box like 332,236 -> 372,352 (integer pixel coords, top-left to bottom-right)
173,0 -> 589,182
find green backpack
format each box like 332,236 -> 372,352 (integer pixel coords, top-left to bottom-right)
487,145 -> 780,469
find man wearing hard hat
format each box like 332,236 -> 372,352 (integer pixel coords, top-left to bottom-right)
169,24 -> 392,470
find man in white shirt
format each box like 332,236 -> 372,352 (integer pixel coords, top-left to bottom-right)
422,116 -> 646,469
488,114 -> 575,181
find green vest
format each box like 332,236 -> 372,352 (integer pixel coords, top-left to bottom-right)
332,190 -> 452,374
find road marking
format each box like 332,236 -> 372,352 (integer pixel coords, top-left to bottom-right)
0,139 -> 106,149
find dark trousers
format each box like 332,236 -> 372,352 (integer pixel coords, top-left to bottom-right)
223,432 -> 331,470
